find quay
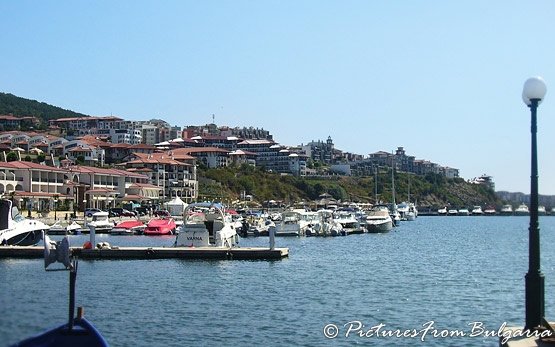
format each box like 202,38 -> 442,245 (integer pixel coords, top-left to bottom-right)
0,245 -> 289,260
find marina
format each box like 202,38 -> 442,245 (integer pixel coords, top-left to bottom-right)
3,216 -> 555,346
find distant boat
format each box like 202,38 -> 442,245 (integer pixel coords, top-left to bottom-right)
365,206 -> 393,233
484,206 -> 497,215
268,211 -> 303,236
538,205 -> 547,215
334,211 -> 364,235
458,208 -> 470,216
448,209 -> 458,216
500,204 -> 513,215
471,206 -> 483,215
0,199 -> 47,246
514,204 -> 529,216
437,207 -> 447,215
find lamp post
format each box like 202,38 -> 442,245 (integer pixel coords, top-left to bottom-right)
53,195 -> 59,221
522,76 -> 547,331
83,199 -> 87,220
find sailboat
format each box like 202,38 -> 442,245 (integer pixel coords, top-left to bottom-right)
389,168 -> 401,226
398,175 -> 417,221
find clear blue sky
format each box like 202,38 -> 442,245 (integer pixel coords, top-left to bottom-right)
2,0 -> 555,194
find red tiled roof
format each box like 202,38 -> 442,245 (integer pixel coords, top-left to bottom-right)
69,147 -> 92,152
71,165 -> 148,179
0,161 -> 67,172
129,183 -> 160,189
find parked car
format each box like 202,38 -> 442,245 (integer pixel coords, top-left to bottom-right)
85,208 -> 102,217
109,208 -> 136,217
133,206 -> 148,216
153,210 -> 171,217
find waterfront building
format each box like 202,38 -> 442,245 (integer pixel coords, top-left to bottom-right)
122,151 -> 198,203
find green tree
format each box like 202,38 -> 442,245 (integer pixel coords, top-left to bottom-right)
6,152 -> 18,162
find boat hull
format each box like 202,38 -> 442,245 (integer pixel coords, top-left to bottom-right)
13,317 -> 108,347
366,220 -> 393,233
2,229 -> 43,246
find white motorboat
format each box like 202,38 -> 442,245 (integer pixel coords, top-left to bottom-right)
514,204 -> 529,216
448,209 -> 459,216
88,211 -> 113,233
458,208 -> 470,216
268,211 -> 303,236
175,203 -> 239,247
484,206 -> 497,215
500,204 -> 513,215
314,209 -> 343,237
365,206 -> 393,233
437,207 -> 448,215
538,205 -> 547,215
49,220 -> 83,235
471,206 -> 483,215
0,199 -> 48,246
333,210 -> 364,235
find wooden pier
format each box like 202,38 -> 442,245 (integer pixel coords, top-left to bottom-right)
0,245 -> 289,260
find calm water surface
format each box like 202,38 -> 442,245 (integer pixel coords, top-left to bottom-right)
2,216 -> 555,346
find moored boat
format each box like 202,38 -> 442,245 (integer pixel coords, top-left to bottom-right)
471,206 -> 483,215
514,204 -> 529,216
13,233 -> 108,347
333,210 -> 364,235
484,206 -> 497,215
144,218 -> 176,235
0,200 -> 47,246
500,204 -> 513,215
268,211 -> 303,236
111,219 -> 146,235
365,206 -> 393,233
175,203 -> 239,247
88,212 -> 113,233
458,208 -> 470,216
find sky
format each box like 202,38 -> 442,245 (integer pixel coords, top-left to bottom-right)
1,0 -> 555,194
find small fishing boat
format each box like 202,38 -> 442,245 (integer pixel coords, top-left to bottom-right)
110,219 -> 145,235
143,218 -> 176,235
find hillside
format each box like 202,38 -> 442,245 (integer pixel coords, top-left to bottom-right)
0,92 -> 87,122
199,165 -> 502,209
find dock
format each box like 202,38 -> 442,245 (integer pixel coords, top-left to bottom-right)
0,246 -> 289,260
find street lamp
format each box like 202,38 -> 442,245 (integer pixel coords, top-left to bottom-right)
54,195 -> 59,221
522,76 -> 547,331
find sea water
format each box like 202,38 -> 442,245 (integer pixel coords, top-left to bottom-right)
2,216 -> 555,346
